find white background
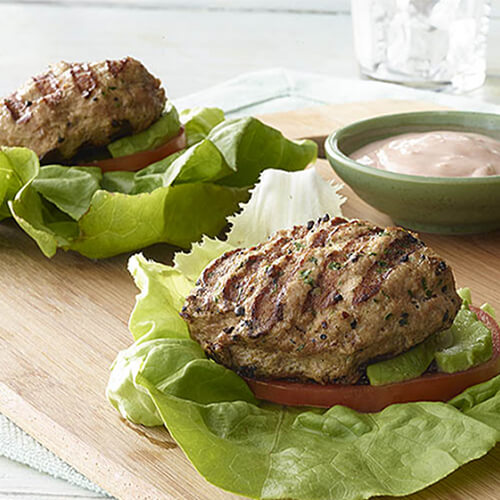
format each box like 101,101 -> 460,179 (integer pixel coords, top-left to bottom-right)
0,0 -> 499,101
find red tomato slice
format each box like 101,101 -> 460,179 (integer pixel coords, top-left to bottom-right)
245,305 -> 500,412
81,128 -> 186,172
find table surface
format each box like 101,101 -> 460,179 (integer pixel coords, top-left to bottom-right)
1,0 -> 500,498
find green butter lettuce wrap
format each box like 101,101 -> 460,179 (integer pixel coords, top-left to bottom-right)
366,289 -> 494,386
1,107 -> 317,258
180,107 -> 225,147
107,101 -> 181,158
107,168 -> 500,500
0,147 -> 39,221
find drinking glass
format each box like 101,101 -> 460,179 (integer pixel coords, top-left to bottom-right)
351,0 -> 491,92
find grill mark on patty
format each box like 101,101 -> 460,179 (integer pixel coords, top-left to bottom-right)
301,249 -> 347,313
33,72 -> 62,107
246,244 -> 298,334
311,229 -> 329,248
106,58 -> 129,77
340,228 -> 384,257
221,253 -> 264,301
223,275 -> 246,303
309,218 -> 348,248
70,63 -> 97,98
315,251 -> 347,310
353,233 -> 423,305
249,284 -> 283,335
329,216 -> 348,226
198,248 -> 242,287
221,237 -> 293,302
3,95 -> 32,123
288,225 -> 310,240
295,224 -> 362,316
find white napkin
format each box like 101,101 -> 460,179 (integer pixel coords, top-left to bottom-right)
1,68 -> 497,495
175,68 -> 500,114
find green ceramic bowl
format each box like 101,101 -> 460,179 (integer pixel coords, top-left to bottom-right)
324,111 -> 500,234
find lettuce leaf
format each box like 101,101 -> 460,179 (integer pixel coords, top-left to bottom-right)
107,102 -> 181,158
225,168 -> 345,248
449,375 -> 500,432
9,182 -> 79,257
435,306 -> 493,373
11,164 -> 245,259
104,152 -> 183,195
32,165 -> 102,220
366,295 -> 492,385
0,147 -> 39,221
107,168 -> 500,500
8,158 -> 247,258
181,107 -> 225,147
71,182 -> 247,259
107,103 -> 225,159
210,117 -> 317,187
366,336 -> 438,385
130,141 -> 231,191
140,369 -> 500,500
4,113 -> 316,258
100,170 -> 136,194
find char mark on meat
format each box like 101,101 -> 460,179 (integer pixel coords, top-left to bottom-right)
3,95 -> 31,123
353,232 -> 424,305
70,63 -> 97,98
106,58 -> 129,77
33,71 -> 62,108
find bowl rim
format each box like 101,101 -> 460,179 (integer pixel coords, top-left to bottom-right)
325,110 -> 500,184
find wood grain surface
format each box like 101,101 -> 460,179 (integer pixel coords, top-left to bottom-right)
1,101 -> 499,500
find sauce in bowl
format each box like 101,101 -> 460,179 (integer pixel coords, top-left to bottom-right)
351,130 -> 500,177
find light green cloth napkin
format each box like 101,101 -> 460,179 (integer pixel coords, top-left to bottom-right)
1,68 -> 497,496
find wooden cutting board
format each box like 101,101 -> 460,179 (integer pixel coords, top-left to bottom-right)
1,100 -> 499,500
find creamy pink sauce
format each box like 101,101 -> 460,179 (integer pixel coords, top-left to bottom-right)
351,130 -> 500,177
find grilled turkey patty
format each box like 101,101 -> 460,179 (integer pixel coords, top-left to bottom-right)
181,217 -> 461,384
0,57 -> 166,160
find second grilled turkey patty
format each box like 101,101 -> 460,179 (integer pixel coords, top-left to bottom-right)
181,217 -> 461,384
0,57 -> 166,159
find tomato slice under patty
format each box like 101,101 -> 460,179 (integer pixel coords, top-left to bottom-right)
81,128 -> 187,172
245,306 -> 500,412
